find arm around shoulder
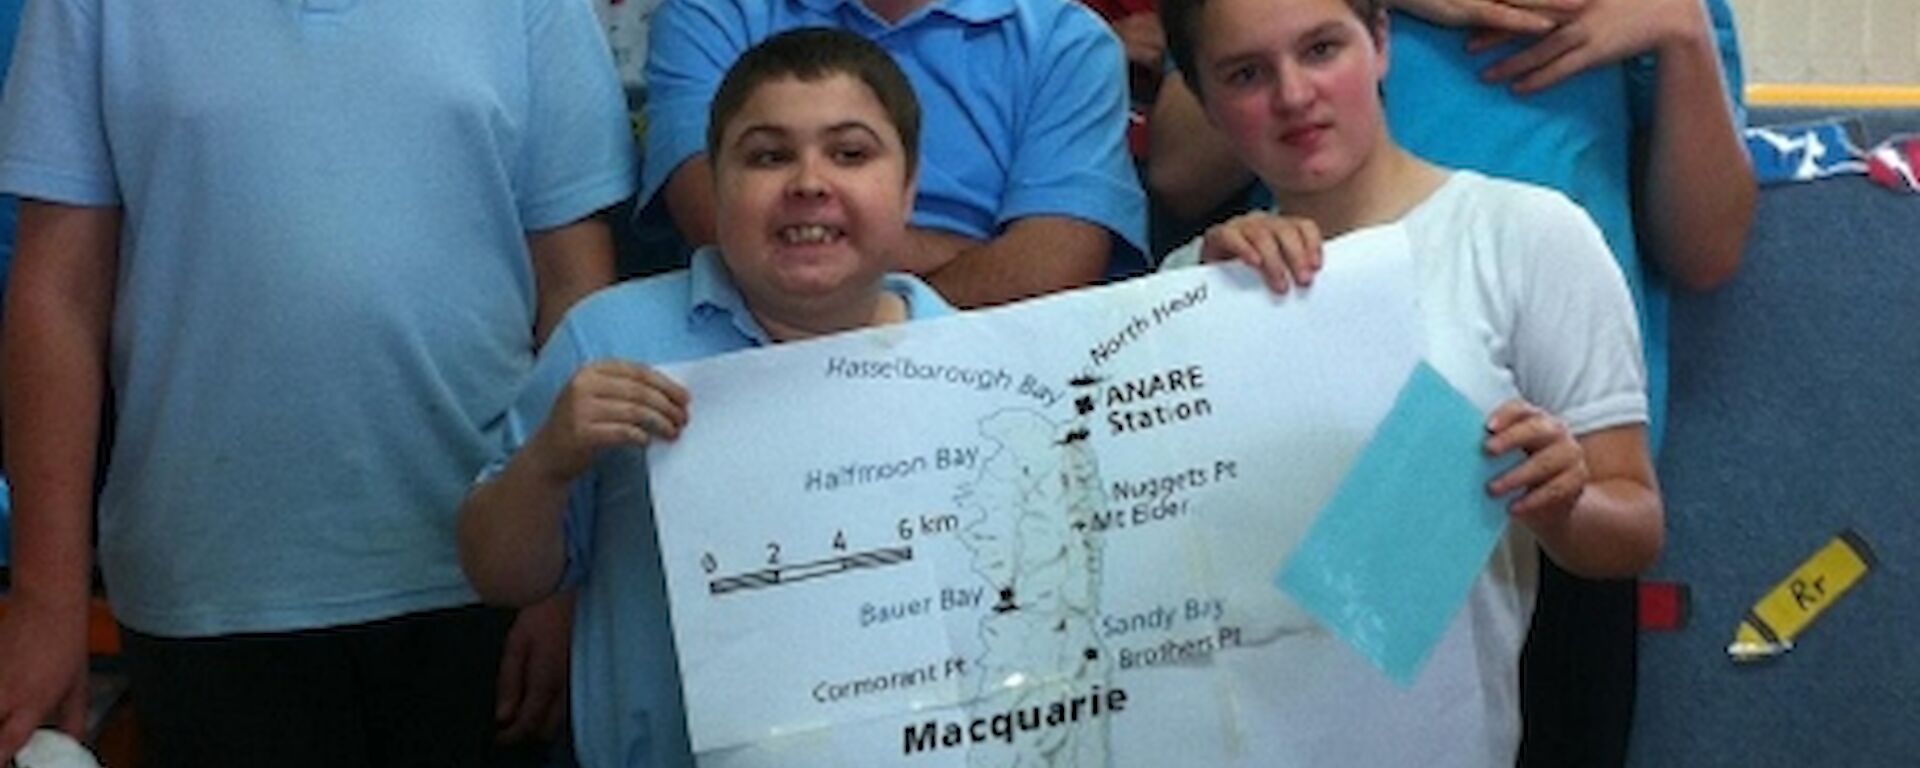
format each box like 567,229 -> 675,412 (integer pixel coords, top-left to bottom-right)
1638,0 -> 1756,291
1483,0 -> 1756,290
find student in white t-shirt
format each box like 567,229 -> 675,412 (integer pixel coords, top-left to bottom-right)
1157,0 -> 1662,761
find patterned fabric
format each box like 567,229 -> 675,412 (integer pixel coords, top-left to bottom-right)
1866,135 -> 1920,193
1745,119 -> 1869,185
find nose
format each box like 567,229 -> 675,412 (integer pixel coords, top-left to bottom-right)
786,151 -> 830,200
1272,63 -> 1313,115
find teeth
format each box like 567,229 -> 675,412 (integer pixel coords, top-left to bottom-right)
780,224 -> 840,245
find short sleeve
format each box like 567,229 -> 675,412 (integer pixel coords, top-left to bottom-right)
0,0 -> 118,206
1505,191 -> 1649,436
518,0 -> 639,230
638,0 -> 749,205
483,317 -> 603,588
999,9 -> 1147,253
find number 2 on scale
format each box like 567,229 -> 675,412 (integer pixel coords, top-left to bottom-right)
698,529 -> 849,574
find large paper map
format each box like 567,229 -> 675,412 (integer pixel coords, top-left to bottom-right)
648,226 -> 1475,766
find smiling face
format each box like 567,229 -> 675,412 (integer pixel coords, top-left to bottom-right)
712,73 -> 917,319
1190,0 -> 1389,197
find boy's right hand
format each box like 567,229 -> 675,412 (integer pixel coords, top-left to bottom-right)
1200,212 -> 1324,295
527,361 -> 690,484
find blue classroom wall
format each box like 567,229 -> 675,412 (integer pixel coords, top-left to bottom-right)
1632,107 -> 1920,766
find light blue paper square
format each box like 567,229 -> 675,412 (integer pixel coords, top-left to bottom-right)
1277,362 -> 1520,687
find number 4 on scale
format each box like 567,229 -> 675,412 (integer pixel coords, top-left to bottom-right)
700,529 -> 850,574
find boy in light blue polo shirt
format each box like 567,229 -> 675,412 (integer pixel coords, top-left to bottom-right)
0,0 -> 633,764
643,0 -> 1148,306
461,29 -> 954,768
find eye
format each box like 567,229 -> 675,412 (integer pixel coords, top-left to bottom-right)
745,147 -> 793,168
1222,64 -> 1260,87
830,143 -> 875,165
1303,38 -> 1343,63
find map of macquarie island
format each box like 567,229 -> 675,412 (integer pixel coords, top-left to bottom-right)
647,227 -> 1435,766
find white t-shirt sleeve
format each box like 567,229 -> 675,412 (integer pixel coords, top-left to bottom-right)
1499,185 -> 1649,436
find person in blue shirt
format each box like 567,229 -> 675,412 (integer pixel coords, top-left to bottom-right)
642,0 -> 1149,306
460,28 -> 955,768
0,0 -> 634,764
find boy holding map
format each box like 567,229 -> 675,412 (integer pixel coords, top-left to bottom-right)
456,28 -> 954,767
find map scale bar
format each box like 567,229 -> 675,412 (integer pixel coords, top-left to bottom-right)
709,546 -> 915,596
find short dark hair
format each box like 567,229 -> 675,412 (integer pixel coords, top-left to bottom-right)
1162,0 -> 1383,97
706,27 -> 922,176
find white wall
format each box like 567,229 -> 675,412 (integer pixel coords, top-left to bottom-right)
1729,0 -> 1920,84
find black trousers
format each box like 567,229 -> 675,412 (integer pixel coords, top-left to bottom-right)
1518,556 -> 1639,768
121,604 -> 550,768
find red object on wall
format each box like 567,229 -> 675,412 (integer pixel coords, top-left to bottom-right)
1638,581 -> 1690,633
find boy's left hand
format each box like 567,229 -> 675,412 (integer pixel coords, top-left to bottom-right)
1484,399 -> 1588,531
